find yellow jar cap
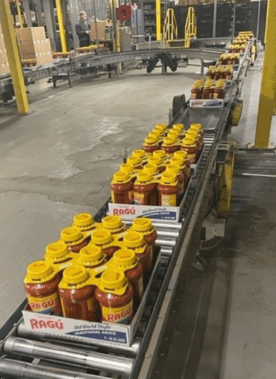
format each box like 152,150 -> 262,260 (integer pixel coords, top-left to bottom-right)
163,137 -> 176,146
144,164 -> 158,174
170,157 -> 184,167
98,269 -> 126,292
144,137 -> 158,145
148,156 -> 163,165
148,131 -> 161,139
174,150 -> 188,160
155,123 -> 167,130
167,133 -> 179,140
74,213 -> 94,227
182,138 -> 196,146
27,261 -> 54,280
112,249 -> 137,269
127,156 -> 142,166
103,215 -> 123,230
133,217 -> 153,232
187,130 -> 199,138
92,229 -> 112,245
123,232 -> 144,248
45,242 -> 68,259
173,123 -> 184,131
137,171 -> 152,183
166,164 -> 181,175
132,149 -> 146,159
120,163 -> 135,175
79,245 -> 103,263
63,265 -> 88,285
160,172 -> 177,185
61,227 -> 82,243
113,171 -> 131,183
153,150 -> 166,159
190,123 -> 202,131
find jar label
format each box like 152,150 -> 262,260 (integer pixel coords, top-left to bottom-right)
187,154 -> 196,164
128,190 -> 134,202
138,276 -> 144,300
161,194 -> 177,207
27,293 -> 59,315
101,300 -> 133,324
134,192 -> 145,205
213,93 -> 219,99
111,191 -> 115,203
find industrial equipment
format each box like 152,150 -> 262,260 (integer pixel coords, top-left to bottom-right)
0,38 -> 253,379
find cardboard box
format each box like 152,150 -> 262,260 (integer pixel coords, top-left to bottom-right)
16,27 -> 53,64
90,20 -> 106,40
0,23 -> 10,74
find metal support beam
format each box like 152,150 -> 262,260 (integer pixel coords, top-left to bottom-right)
56,0 -> 67,52
217,146 -> 235,217
212,0 -> 217,38
255,0 -> 276,148
34,0 -> 43,26
156,0 -> 161,41
23,0 -> 32,27
256,0 -> 261,41
0,0 -> 30,114
16,0 -> 24,27
42,0 -> 57,51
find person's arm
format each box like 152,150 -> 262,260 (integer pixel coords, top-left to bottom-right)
75,23 -> 89,36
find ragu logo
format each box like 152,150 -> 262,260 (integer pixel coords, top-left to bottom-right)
30,299 -> 55,311
30,318 -> 64,330
191,101 -> 203,106
113,208 -> 136,216
107,307 -> 132,322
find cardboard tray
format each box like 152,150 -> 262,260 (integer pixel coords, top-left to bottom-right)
108,146 -> 205,222
22,254 -> 162,348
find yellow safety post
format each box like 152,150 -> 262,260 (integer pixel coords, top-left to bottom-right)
217,145 -> 235,217
16,0 -> 24,28
184,7 -> 197,48
156,0 -> 161,41
254,0 -> 276,148
163,8 -> 178,46
56,0 -> 67,53
0,0 -> 29,114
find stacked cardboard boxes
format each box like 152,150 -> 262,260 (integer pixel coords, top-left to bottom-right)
16,27 -> 53,64
0,23 -> 10,75
90,20 -> 106,40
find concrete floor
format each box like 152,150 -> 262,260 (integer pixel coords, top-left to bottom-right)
0,63 -> 201,326
1,55 -> 276,379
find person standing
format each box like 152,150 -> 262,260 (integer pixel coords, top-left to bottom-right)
75,11 -> 91,47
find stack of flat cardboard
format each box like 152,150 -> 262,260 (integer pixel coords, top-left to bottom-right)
0,23 -> 10,75
90,20 -> 106,40
16,27 -> 53,64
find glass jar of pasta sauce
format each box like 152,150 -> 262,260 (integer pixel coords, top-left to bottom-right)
59,265 -> 98,321
157,172 -> 179,207
180,137 -> 199,164
95,269 -> 134,324
133,172 -> 157,206
111,171 -> 133,205
24,261 -> 62,315
60,227 -> 90,254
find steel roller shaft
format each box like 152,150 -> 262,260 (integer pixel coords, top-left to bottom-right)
0,358 -> 106,379
4,337 -> 133,376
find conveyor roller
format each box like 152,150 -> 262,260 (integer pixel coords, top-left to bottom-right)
4,337 -> 133,376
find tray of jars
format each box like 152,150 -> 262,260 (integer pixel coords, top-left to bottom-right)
22,245 -> 162,348
108,144 -> 206,222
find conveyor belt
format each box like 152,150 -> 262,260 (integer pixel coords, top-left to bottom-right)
0,47 -> 222,97
0,41 -> 253,379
